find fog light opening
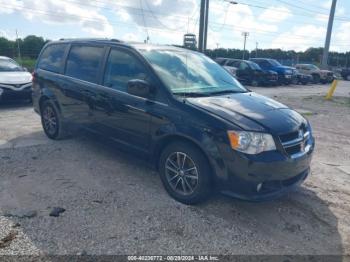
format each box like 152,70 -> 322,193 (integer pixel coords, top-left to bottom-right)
257,183 -> 263,192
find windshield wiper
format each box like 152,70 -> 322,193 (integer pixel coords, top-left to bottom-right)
207,90 -> 246,96
173,92 -> 210,97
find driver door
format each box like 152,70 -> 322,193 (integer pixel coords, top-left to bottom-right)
90,47 -> 153,153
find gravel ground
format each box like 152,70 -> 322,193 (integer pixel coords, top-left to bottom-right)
0,81 -> 349,256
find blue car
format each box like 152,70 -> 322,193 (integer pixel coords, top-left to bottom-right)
250,58 -> 295,85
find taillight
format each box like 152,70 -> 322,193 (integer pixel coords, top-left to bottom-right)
32,72 -> 36,82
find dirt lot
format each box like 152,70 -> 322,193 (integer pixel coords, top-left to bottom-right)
0,81 -> 349,256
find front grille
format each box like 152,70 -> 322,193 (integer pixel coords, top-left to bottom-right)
0,83 -> 32,91
279,131 -> 299,143
285,144 -> 301,155
279,126 -> 309,157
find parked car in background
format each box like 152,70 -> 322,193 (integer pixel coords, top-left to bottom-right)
215,58 -> 237,76
218,58 -> 278,86
250,58 -> 294,85
33,39 -> 315,204
292,68 -> 313,85
295,64 -> 334,84
341,68 -> 350,80
0,56 -> 32,102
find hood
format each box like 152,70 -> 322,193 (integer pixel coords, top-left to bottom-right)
278,66 -> 294,72
0,71 -> 32,85
186,92 -> 306,134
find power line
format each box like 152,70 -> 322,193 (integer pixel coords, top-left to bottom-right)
1,2 -> 348,45
0,1 -> 349,51
139,0 -> 150,43
211,1 -> 350,22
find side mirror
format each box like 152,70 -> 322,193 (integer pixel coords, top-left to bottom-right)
127,79 -> 151,98
23,67 -> 28,72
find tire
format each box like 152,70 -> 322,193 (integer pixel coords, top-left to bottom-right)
312,74 -> 320,84
40,100 -> 68,140
251,79 -> 259,87
159,142 -> 212,205
291,78 -> 298,85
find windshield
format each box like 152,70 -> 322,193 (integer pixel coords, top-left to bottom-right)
0,58 -> 23,72
139,48 -> 247,96
248,61 -> 261,70
308,64 -> 319,70
269,59 -> 282,67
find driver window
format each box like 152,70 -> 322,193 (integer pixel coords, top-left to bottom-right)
103,49 -> 148,92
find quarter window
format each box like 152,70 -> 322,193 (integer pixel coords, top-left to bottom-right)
65,45 -> 104,83
38,44 -> 67,73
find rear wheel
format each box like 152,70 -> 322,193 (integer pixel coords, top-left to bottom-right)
312,74 -> 320,84
159,142 -> 212,205
40,100 -> 68,140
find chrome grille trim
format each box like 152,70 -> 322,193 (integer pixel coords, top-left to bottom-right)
279,129 -> 310,158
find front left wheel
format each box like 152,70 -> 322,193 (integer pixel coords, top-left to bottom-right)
159,142 -> 212,205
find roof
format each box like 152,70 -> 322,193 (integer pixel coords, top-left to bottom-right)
0,56 -> 11,60
47,38 -> 191,53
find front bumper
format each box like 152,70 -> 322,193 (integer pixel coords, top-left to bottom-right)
261,75 -> 278,85
279,74 -> 293,84
216,134 -> 315,201
0,83 -> 32,100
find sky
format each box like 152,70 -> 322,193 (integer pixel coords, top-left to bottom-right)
0,0 -> 349,52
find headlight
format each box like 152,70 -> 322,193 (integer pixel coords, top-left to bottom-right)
227,131 -> 276,154
285,70 -> 292,74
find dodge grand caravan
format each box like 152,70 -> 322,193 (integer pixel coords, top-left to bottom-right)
32,39 -> 315,204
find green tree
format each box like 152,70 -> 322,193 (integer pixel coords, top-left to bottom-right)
21,35 -> 46,59
0,37 -> 15,57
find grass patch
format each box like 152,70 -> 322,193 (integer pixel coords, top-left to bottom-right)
14,57 -> 36,72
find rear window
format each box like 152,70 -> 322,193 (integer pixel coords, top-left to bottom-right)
65,45 -> 104,83
38,44 -> 67,73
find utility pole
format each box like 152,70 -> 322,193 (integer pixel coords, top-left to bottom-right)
203,0 -> 209,51
15,29 -> 22,64
198,0 -> 207,53
198,0 -> 237,52
255,42 -> 258,58
322,0 -> 337,69
242,32 -> 249,60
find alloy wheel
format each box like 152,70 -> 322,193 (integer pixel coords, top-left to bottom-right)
42,105 -> 57,136
165,152 -> 199,196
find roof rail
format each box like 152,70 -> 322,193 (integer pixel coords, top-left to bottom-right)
110,39 -> 122,42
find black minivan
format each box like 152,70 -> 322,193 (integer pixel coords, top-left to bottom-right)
32,39 -> 315,204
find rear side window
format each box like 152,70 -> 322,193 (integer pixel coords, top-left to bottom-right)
216,59 -> 226,65
38,44 -> 67,73
65,45 -> 104,83
226,60 -> 237,67
103,49 -> 148,92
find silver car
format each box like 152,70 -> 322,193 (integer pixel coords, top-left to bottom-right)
0,56 -> 32,102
